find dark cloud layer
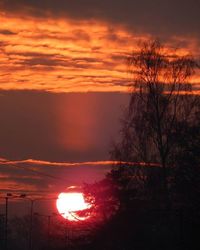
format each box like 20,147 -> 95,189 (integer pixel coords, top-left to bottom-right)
0,90 -> 128,162
0,0 -> 199,38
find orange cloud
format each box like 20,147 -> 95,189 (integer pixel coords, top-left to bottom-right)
0,15 -> 199,93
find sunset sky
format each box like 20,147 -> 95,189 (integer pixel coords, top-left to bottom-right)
0,0 -> 200,197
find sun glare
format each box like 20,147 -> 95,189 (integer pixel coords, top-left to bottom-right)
56,192 -> 91,221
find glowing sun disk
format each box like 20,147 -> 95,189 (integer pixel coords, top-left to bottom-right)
56,192 -> 91,221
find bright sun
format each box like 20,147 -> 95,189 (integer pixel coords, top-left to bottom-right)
56,192 -> 91,221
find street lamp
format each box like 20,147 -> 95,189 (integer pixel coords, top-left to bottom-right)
24,197 -> 57,250
34,213 -> 51,248
0,193 -> 26,250
0,194 -> 58,250
34,212 -> 62,249
0,213 -> 5,248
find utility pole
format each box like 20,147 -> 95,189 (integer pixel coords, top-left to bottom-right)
5,197 -> 8,250
0,193 -> 26,250
47,215 -> 51,249
34,213 -> 54,249
0,214 -> 5,249
29,200 -> 33,250
26,197 -> 57,250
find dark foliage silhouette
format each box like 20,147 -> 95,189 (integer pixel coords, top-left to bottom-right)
83,40 -> 200,250
111,40 -> 199,205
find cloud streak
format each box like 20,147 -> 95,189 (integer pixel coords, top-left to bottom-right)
0,157 -> 113,196
0,156 -> 159,197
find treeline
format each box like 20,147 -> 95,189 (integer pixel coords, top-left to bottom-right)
83,40 -> 200,250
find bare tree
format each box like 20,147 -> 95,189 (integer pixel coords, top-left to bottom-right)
111,40 -> 199,204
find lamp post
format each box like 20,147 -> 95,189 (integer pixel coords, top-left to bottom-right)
29,199 -> 34,250
25,197 -> 57,250
34,212 -> 58,249
0,193 -> 26,250
0,194 -> 58,250
24,198 -> 45,250
5,196 -> 8,250
34,213 -> 51,248
0,213 -> 5,248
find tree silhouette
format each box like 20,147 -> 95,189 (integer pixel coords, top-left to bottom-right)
82,40 -> 200,250
172,113 -> 200,208
111,40 -> 199,205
